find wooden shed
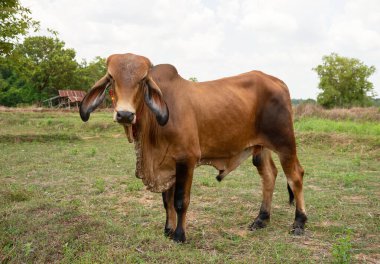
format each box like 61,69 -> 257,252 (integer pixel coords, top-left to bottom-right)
43,90 -> 86,108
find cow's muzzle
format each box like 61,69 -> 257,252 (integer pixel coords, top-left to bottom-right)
116,111 -> 135,124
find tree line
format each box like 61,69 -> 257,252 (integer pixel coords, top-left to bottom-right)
0,32 -> 106,106
0,1 -> 105,107
0,1 -> 378,108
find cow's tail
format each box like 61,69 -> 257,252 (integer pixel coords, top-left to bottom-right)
287,183 -> 295,205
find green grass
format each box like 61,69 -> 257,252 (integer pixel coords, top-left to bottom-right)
332,229 -> 353,264
0,110 -> 379,263
294,117 -> 380,136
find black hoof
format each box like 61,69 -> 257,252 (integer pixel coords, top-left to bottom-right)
291,209 -> 307,235
250,208 -> 270,231
291,226 -> 305,235
249,218 -> 268,231
164,227 -> 175,237
173,230 -> 186,243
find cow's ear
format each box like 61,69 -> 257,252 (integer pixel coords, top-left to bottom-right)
80,75 -> 111,122
144,75 -> 169,126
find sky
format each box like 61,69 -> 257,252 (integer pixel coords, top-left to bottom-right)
21,0 -> 380,99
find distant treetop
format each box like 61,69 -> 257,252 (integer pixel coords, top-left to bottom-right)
313,53 -> 376,108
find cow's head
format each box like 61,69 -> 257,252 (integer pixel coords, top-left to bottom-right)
79,53 -> 169,126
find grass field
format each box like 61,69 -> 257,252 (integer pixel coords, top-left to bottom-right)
0,108 -> 379,263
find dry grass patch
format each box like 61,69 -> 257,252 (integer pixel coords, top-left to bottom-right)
294,103 -> 380,122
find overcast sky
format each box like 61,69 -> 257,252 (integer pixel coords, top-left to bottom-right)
21,0 -> 380,99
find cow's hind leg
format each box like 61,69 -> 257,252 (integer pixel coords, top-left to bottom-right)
257,94 -> 307,234
162,185 -> 176,237
279,152 -> 307,235
173,160 -> 195,242
250,147 -> 278,230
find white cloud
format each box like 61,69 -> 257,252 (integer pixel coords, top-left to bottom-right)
21,0 -> 380,99
239,1 -> 298,34
216,0 -> 240,22
329,0 -> 380,53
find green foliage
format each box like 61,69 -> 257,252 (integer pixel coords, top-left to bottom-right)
76,56 -> 107,89
0,33 -> 106,106
89,147 -> 97,157
125,180 -> 143,192
0,33 -> 77,105
0,0 -> 39,55
93,178 -> 106,194
332,229 -> 352,264
0,11 -> 107,106
313,53 -> 376,108
23,242 -> 33,257
189,77 -> 198,82
13,34 -> 78,98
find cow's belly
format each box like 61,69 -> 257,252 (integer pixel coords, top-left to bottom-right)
196,122 -> 263,180
197,146 -> 254,181
198,127 -> 256,158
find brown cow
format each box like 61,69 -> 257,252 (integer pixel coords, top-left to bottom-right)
80,53 -> 307,242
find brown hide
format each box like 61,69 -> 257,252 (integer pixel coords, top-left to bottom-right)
134,64 -> 294,192
80,54 -> 307,239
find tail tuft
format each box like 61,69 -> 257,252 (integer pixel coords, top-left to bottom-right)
287,183 -> 295,205
252,154 -> 261,167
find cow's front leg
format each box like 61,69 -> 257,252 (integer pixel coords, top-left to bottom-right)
162,185 -> 176,237
173,161 -> 195,243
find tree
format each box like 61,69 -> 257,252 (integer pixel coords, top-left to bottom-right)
16,35 -> 78,97
0,33 -> 79,105
0,32 -> 107,106
0,56 -> 33,105
76,56 -> 106,89
0,0 -> 39,55
313,53 -> 376,108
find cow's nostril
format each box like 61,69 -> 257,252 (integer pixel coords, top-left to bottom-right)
116,111 -> 135,123
126,112 -> 134,122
